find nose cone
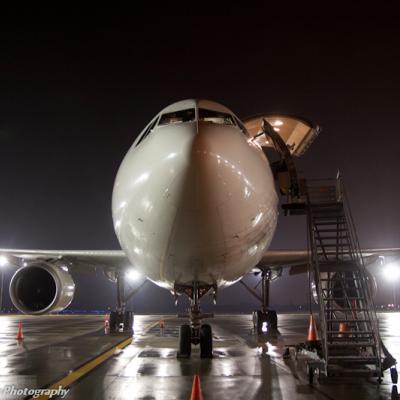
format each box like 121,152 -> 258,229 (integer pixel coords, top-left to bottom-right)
113,122 -> 278,289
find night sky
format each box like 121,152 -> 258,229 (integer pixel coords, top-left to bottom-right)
0,4 -> 399,312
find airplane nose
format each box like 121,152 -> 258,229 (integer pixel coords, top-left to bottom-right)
164,122 -> 278,279
178,121 -> 275,215
112,121 -> 278,288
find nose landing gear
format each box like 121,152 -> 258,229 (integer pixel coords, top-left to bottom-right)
176,282 -> 214,359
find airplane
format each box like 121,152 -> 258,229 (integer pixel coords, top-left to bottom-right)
0,99 -> 398,358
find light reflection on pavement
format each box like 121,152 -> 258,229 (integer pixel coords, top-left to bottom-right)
0,313 -> 398,399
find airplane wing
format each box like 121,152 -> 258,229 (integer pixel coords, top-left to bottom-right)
255,248 -> 400,275
0,248 -> 130,273
1,247 -> 398,276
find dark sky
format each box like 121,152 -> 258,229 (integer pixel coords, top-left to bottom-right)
0,4 -> 399,311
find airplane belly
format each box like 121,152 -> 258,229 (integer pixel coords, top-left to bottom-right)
112,122 -> 278,290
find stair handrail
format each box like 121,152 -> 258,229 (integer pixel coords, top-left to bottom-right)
336,176 -> 382,370
305,182 -> 328,365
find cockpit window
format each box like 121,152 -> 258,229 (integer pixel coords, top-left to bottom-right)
198,108 -> 235,126
135,116 -> 159,147
234,116 -> 249,135
158,108 -> 195,126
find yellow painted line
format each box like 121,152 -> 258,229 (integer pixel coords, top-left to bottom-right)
33,318 -> 163,400
35,336 -> 132,400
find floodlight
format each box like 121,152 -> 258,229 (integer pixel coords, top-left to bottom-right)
383,263 -> 400,281
0,256 -> 8,267
126,269 -> 141,281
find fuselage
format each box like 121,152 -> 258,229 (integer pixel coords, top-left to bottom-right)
112,100 -> 278,290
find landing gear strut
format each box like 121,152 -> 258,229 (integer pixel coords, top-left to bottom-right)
242,268 -> 279,335
177,282 -> 213,358
259,269 -> 278,335
108,272 -> 137,333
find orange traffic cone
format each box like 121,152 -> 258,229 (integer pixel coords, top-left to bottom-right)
190,375 -> 203,400
307,314 -> 318,342
338,322 -> 349,338
16,322 -> 24,341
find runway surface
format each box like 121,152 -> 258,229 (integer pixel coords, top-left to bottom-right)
0,313 -> 399,399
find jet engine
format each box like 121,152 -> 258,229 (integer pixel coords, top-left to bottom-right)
9,261 -> 75,314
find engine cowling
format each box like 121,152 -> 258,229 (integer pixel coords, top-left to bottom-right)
9,261 -> 75,314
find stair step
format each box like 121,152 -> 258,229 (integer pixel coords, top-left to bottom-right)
319,278 -> 344,281
316,235 -> 350,240
310,202 -> 338,205
319,264 -> 362,274
310,200 -> 342,204
313,215 -> 346,220
308,187 -> 336,191
316,243 -> 351,248
328,342 -> 375,347
313,219 -> 345,224
327,331 -> 374,335
317,249 -> 353,252
312,210 -> 344,215
319,277 -> 362,281
314,221 -> 347,226
323,296 -> 364,300
326,308 -> 369,311
310,206 -> 345,216
326,319 -> 370,323
311,203 -> 343,208
317,251 -> 353,255
327,356 -> 379,363
308,188 -> 336,193
316,228 -> 349,232
319,265 -> 360,272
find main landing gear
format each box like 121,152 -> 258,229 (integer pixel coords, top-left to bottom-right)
256,269 -> 279,335
176,282 -> 214,359
253,309 -> 278,335
241,268 -> 279,335
109,310 -> 134,333
107,271 -> 147,333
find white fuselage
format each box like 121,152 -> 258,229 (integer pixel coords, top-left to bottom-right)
112,100 -> 278,290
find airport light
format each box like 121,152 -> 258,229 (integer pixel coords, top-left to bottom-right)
0,256 -> 6,314
383,263 -> 400,308
126,269 -> 141,281
261,321 -> 268,334
0,256 -> 8,267
383,263 -> 400,281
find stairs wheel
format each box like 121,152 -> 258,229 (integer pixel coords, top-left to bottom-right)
390,366 -> 398,384
308,365 -> 314,385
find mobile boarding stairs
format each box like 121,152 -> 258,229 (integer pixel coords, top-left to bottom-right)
284,177 -> 397,383
242,115 -> 397,383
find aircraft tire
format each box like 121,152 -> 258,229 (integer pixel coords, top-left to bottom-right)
267,310 -> 278,331
123,311 -> 134,332
200,324 -> 213,358
177,324 -> 191,358
109,311 -> 119,333
256,310 -> 267,334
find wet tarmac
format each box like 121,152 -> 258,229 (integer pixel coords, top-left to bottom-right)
0,313 -> 399,399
